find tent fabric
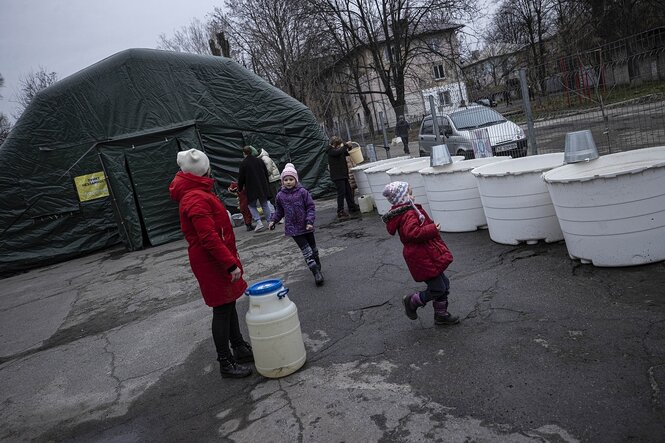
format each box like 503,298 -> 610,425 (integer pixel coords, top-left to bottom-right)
0,48 -> 331,275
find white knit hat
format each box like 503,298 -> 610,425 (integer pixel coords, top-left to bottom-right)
280,163 -> 299,183
177,149 -> 210,177
383,181 -> 410,205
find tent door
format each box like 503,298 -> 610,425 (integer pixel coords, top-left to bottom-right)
99,135 -> 189,250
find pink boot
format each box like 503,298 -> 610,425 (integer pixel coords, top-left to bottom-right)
433,300 -> 460,325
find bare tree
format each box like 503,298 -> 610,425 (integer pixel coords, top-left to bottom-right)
0,73 -> 11,144
306,0 -> 477,119
216,1 -> 333,107
157,18 -> 220,54
13,67 -> 58,120
0,113 -> 10,146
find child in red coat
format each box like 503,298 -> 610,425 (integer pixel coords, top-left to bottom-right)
381,181 -> 459,325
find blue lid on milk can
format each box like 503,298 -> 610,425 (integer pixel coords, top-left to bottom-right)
246,279 -> 284,296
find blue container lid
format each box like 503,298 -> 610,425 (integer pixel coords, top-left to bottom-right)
246,279 -> 283,296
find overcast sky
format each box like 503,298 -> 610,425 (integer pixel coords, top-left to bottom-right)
0,0 -> 220,122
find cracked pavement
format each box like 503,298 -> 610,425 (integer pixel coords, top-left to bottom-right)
1,198 -> 664,442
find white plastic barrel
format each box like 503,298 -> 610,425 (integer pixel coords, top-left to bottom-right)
350,156 -> 411,201
420,157 -> 510,232
366,158 -> 426,215
471,153 -> 565,245
543,146 -> 665,267
245,279 -> 306,378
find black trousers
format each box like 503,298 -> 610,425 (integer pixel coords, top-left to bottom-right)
419,272 -> 450,304
292,231 -> 318,270
211,301 -> 244,359
334,179 -> 355,213
401,136 -> 410,153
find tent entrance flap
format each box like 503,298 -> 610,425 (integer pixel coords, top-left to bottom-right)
98,126 -> 200,250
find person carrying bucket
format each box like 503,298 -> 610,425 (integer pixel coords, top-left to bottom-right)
327,136 -> 361,220
169,148 -> 254,379
268,163 -> 324,286
381,181 -> 459,326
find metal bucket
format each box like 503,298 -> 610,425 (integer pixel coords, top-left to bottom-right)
430,144 -> 453,166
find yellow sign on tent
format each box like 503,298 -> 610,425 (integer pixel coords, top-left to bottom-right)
74,172 -> 110,202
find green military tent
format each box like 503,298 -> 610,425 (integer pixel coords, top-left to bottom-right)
0,48 -> 331,275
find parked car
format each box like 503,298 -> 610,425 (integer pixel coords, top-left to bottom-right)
418,105 -> 527,159
476,97 -> 497,107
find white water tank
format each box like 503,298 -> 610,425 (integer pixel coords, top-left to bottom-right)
245,279 -> 306,378
471,153 -> 565,245
420,157 -> 511,232
385,156 -> 465,217
543,146 -> 665,267
350,156 -> 411,201
366,158 -> 426,215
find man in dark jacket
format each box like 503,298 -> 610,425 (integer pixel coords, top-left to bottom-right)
327,136 -> 360,219
238,146 -> 273,232
395,115 -> 411,154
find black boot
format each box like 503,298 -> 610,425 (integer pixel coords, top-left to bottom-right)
311,266 -> 324,286
232,341 -> 254,363
313,252 -> 322,271
218,356 -> 252,378
246,223 -> 254,231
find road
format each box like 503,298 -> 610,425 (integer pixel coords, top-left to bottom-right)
2,198 -> 665,442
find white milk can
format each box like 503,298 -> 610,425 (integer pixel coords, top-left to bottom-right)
245,279 -> 306,378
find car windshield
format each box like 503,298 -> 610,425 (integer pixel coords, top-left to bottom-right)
449,107 -> 506,131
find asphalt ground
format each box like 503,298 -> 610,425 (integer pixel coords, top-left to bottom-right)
1,197 -> 664,442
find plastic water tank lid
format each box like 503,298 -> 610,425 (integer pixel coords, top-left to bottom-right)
471,153 -> 564,178
420,156 -> 510,175
246,279 -> 283,295
386,158 -> 431,174
543,147 -> 665,184
350,156 -> 411,171
365,158 -> 421,174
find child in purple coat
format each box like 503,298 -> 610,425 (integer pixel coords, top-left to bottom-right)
268,163 -> 324,286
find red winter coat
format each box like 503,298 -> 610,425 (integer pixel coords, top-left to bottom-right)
169,171 -> 247,307
382,203 -> 453,282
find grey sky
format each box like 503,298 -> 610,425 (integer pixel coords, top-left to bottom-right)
0,0 -> 220,122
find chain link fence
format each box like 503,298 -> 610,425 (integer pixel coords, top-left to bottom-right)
471,27 -> 665,157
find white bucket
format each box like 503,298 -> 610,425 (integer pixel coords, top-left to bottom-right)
349,145 -> 364,165
245,279 -> 306,378
471,153 -> 564,245
543,146 -> 665,266
365,158 -> 425,215
358,195 -> 374,213
420,157 -> 511,232
350,156 -> 411,199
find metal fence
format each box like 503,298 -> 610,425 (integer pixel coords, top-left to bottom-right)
323,27 -> 665,162
475,27 -> 665,157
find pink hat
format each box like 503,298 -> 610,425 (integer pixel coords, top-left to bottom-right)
280,163 -> 299,183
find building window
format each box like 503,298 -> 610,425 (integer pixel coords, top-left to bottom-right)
433,64 -> 446,80
438,90 -> 452,105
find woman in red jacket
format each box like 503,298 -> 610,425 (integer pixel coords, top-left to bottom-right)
381,181 -> 459,326
169,148 -> 253,378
